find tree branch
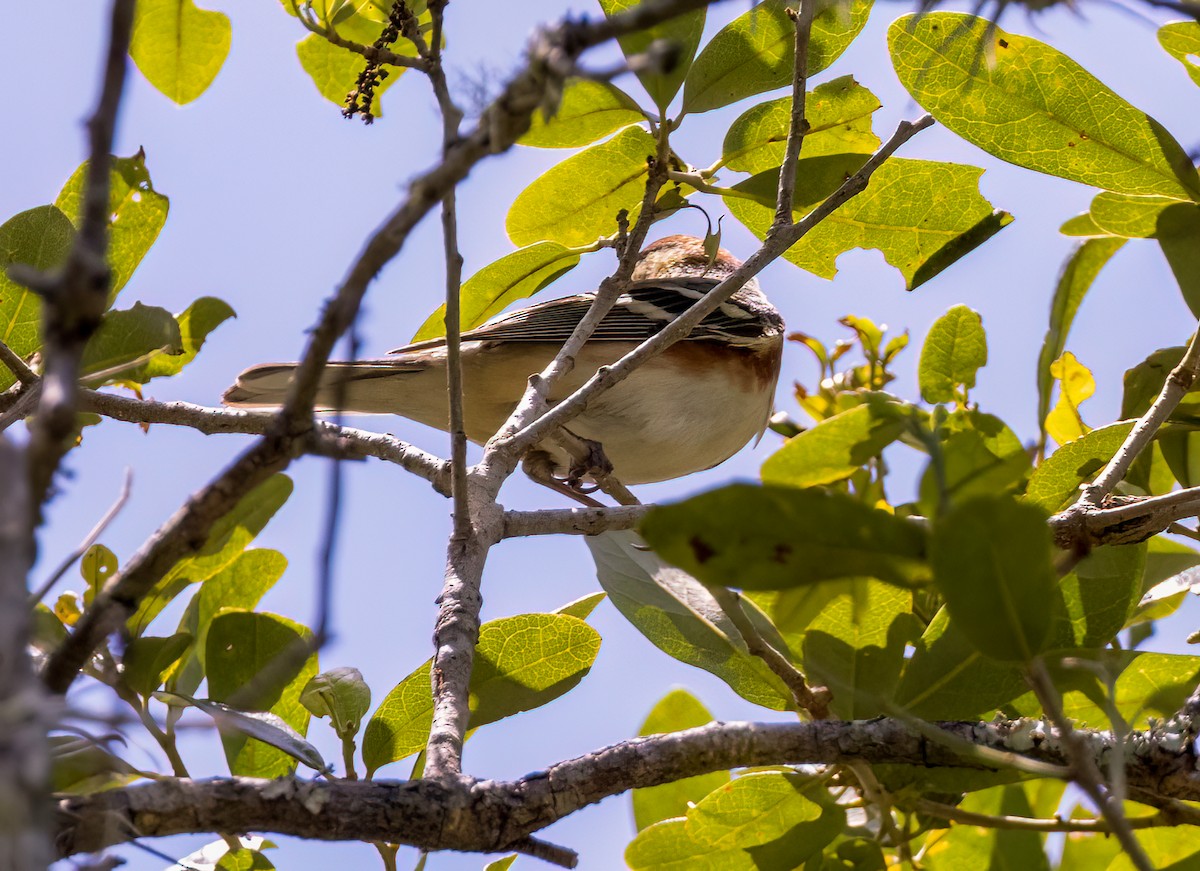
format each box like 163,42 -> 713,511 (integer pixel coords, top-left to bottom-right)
773,0 -> 815,225
501,505 -> 649,537
55,715 -> 1200,859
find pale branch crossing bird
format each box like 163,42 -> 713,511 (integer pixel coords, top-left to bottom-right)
223,235 -> 785,490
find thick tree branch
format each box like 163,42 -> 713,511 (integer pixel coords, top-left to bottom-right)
55,715 -> 1200,858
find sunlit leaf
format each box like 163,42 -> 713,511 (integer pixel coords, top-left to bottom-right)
726,159 -> 1011,290
204,610 -> 319,777
762,394 -> 912,487
633,689 -> 729,831
721,76 -> 881,174
130,0 -> 231,105
686,772 -> 821,849
599,0 -> 705,111
80,302 -> 183,384
54,151 -> 170,299
1024,421 -> 1134,513
0,205 -> 75,390
412,242 -> 580,342
507,125 -> 657,247
122,632 -> 193,698
520,79 -> 644,148
1045,352 -> 1094,446
300,667 -> 371,739
1159,21 -> 1200,88
137,297 -> 235,381
1037,238 -> 1125,437
295,33 -> 411,115
683,0 -> 872,114
918,305 -> 987,404
362,613 -> 601,776
889,13 -> 1200,200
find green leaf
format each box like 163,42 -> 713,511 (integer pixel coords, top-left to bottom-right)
157,690 -> 327,774
725,159 -> 1012,290
1037,238 -> 1126,436
412,242 -> 580,342
170,548 -> 288,696
921,785 -> 1050,871
553,591 -> 606,620
362,613 -> 600,776
130,0 -> 232,105
300,667 -> 371,739
721,76 -> 881,175
80,302 -> 183,384
138,297 -> 236,381
216,849 -> 276,871
1058,544 -> 1146,648
54,151 -> 170,300
627,785 -> 843,870
122,632 -> 193,698
1024,421 -> 1135,513
919,305 -> 987,404
129,475 -> 293,635
204,610 -> 319,777
1159,22 -> 1200,88
895,607 -> 1027,719
0,205 -> 75,390
506,125 -> 656,248
931,496 -> 1055,662
519,79 -> 644,148
761,395 -> 912,487
1088,192 -> 1181,239
1108,823 -> 1200,870
80,544 -> 118,606
889,13 -> 1200,201
801,580 -> 920,718
633,689 -> 729,831
585,531 -> 793,711
917,411 -> 1031,515
682,0 -> 872,114
295,33 -> 410,115
1156,202 -> 1200,319
49,735 -> 140,795
483,857 -> 516,871
686,772 -> 821,849
1122,347 -> 1188,422
598,0 -> 705,111
641,484 -> 931,591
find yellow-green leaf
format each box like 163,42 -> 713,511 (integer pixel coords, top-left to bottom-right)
520,79 -> 644,148
1024,421 -> 1134,513
1045,351 -> 1094,446
721,76 -> 881,175
130,0 -> 231,105
295,33 -> 410,115
889,13 -> 1200,201
599,0 -> 705,111
1159,22 -> 1200,88
918,304 -> 987,404
632,689 -> 729,831
726,158 -> 1012,290
54,151 -> 169,300
506,125 -> 656,247
0,206 -> 75,390
80,302 -> 183,385
412,242 -> 579,342
683,0 -> 872,114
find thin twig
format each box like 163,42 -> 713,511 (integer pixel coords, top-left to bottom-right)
708,586 -> 829,718
29,468 -> 132,604
1027,658 -> 1153,871
915,798 -> 1172,833
0,339 -> 36,385
773,0 -> 815,225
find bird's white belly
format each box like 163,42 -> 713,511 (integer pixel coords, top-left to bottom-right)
563,357 -> 771,484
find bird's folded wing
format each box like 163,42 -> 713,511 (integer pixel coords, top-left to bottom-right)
390,277 -> 762,355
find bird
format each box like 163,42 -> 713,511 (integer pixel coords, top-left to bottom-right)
223,234 -> 784,490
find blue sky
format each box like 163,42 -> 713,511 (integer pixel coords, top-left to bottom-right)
6,1 -> 1199,868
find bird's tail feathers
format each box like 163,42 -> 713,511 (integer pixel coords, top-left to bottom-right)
222,359 -> 426,414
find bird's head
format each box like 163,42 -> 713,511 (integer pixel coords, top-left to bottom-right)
632,234 -> 744,282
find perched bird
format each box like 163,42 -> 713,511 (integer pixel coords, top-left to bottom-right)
223,235 -> 784,487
